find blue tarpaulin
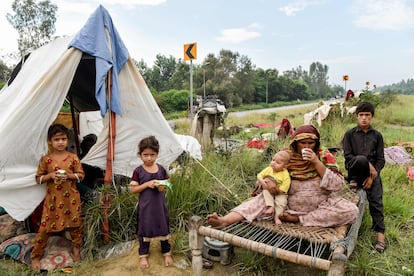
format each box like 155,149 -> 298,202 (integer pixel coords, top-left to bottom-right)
69,5 -> 129,116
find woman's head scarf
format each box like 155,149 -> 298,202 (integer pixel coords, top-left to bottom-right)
290,125 -> 320,153
287,125 -> 337,180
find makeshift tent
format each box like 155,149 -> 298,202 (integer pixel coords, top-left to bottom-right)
0,5 -> 190,222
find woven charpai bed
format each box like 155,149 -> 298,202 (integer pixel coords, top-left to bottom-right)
189,188 -> 366,276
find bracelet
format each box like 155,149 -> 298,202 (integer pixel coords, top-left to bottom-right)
74,173 -> 80,183
38,176 -> 44,185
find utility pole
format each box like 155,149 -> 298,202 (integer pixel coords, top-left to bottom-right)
189,60 -> 193,117
203,62 -> 210,99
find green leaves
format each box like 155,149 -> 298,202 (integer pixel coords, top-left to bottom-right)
6,0 -> 57,57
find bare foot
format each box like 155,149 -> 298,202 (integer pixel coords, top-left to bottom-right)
279,212 -> 300,223
31,258 -> 41,271
164,254 -> 173,266
72,247 -> 81,262
274,217 -> 282,225
263,206 -> 274,215
207,213 -> 226,229
139,256 -> 149,269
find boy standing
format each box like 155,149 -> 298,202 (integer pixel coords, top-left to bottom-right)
342,101 -> 386,253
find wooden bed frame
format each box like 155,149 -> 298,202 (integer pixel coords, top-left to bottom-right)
189,189 -> 366,276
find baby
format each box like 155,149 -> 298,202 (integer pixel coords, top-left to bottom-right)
254,151 -> 291,224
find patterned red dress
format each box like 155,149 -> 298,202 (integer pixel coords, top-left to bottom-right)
35,153 -> 85,232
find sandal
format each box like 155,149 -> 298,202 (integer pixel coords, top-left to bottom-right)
349,180 -> 358,192
374,240 -> 387,253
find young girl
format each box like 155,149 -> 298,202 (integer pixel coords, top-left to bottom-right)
129,136 -> 173,269
31,124 -> 84,271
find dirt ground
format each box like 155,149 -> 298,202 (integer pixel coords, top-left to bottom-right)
83,242 -> 235,276
79,242 -> 324,276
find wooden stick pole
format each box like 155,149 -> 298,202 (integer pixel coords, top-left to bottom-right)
189,216 -> 204,276
102,68 -> 115,244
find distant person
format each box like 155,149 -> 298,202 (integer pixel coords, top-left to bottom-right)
342,101 -> 386,253
345,89 -> 355,101
31,124 -> 84,271
129,136 -> 173,269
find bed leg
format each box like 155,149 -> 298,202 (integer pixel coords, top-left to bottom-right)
189,216 -> 204,276
328,246 -> 347,276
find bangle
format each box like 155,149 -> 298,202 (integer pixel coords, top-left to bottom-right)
39,176 -> 44,185
74,173 -> 80,183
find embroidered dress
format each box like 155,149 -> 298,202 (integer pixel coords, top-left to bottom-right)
132,164 -> 170,241
31,153 -> 84,259
35,153 -> 84,232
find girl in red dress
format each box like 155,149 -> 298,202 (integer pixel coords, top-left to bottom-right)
31,124 -> 84,271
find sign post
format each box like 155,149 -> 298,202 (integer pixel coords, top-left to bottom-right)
184,43 -> 197,117
342,75 -> 349,93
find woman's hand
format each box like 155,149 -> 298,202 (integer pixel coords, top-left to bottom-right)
264,178 -> 280,196
302,148 -> 317,163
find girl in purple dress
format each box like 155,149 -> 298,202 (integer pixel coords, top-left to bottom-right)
129,136 -> 173,269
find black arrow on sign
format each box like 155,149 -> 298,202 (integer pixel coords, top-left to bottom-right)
186,44 -> 195,59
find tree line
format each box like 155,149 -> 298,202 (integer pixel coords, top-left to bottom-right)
134,51 -> 344,112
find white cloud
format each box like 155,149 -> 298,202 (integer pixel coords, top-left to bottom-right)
216,25 -> 261,44
279,0 -> 325,16
351,0 -> 414,30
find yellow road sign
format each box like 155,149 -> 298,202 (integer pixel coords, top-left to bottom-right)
184,43 -> 197,60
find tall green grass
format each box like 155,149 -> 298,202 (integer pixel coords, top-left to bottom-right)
2,94 -> 413,275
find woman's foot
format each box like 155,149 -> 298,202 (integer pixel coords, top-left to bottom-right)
207,213 -> 227,229
72,247 -> 81,262
279,212 -> 300,223
31,258 -> 41,271
164,254 -> 173,266
139,256 -> 149,269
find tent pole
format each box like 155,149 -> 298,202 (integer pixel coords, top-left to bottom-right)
102,68 -> 115,244
69,94 -> 80,156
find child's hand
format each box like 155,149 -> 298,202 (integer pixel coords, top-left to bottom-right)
363,176 -> 373,190
146,180 -> 156,189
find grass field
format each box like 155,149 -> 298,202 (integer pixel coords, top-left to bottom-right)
1,94 -> 414,275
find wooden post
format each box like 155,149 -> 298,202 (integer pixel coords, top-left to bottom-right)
328,246 -> 347,276
69,94 -> 80,156
189,216 -> 204,276
102,69 -> 115,244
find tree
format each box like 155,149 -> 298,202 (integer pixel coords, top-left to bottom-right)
308,62 -> 329,99
6,0 -> 58,57
0,59 -> 12,84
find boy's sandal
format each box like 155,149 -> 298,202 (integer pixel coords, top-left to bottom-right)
374,240 -> 387,253
348,181 -> 358,193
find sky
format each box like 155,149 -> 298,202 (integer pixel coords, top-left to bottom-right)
1,0 -> 414,90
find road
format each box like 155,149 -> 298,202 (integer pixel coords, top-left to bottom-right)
227,102 -> 318,118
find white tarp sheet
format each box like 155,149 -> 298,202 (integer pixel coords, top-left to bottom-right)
0,6 -> 190,221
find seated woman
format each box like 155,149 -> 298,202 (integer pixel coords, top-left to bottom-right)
208,125 -> 358,228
